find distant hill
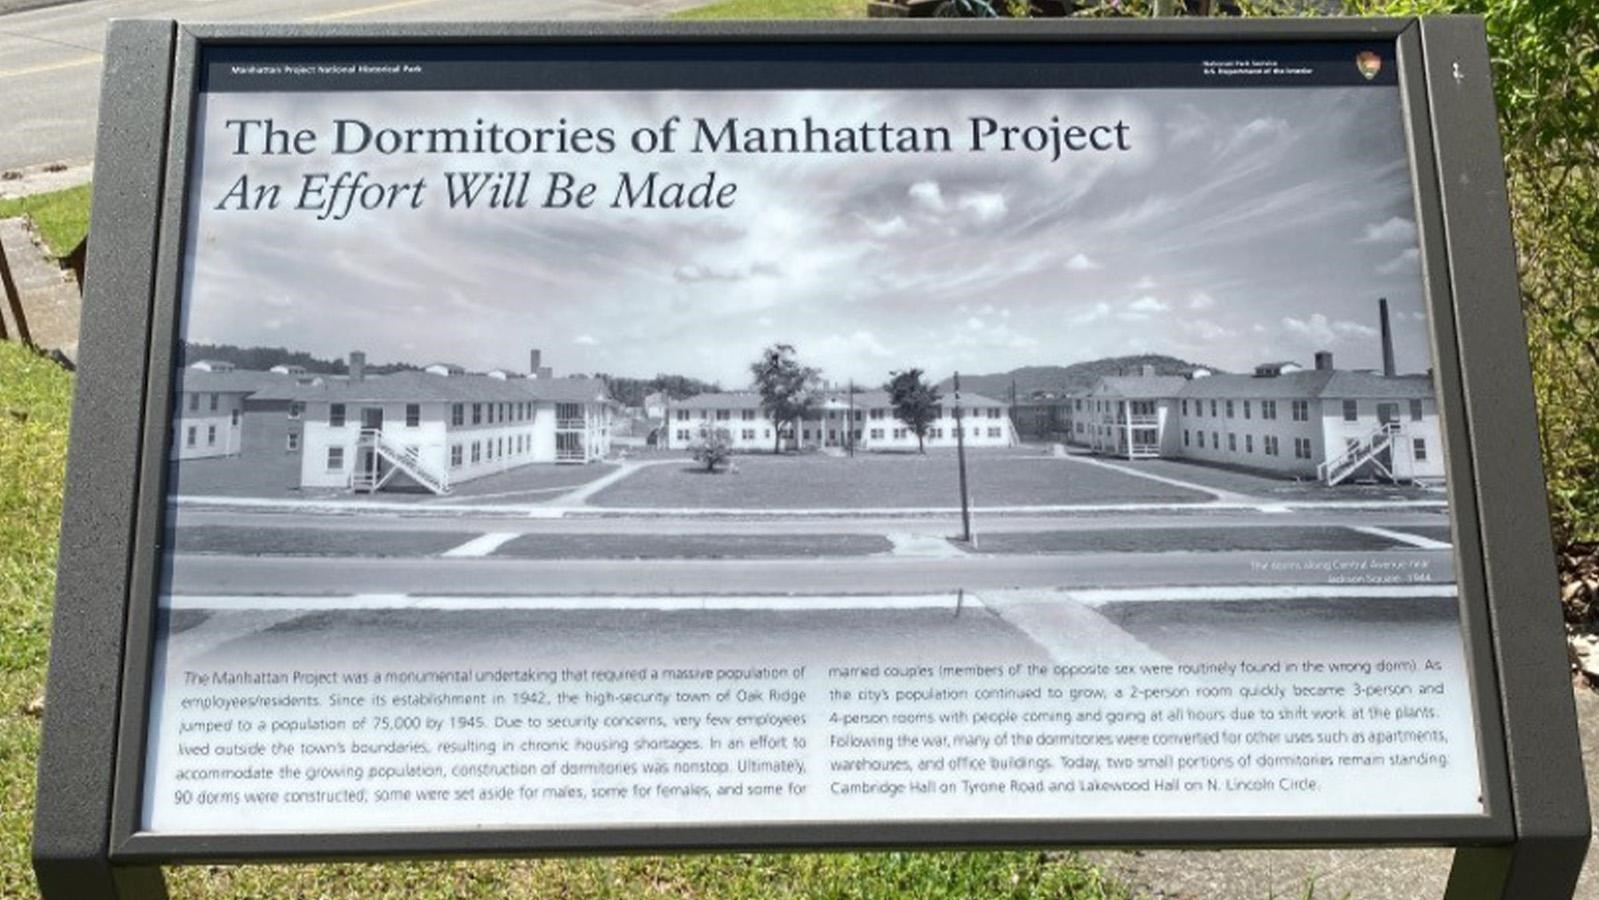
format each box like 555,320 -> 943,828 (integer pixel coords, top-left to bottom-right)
178,342 -> 418,376
939,354 -> 1216,400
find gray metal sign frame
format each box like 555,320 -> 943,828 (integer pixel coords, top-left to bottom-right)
31,16 -> 1588,900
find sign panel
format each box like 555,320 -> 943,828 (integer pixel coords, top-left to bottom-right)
133,34 -> 1497,836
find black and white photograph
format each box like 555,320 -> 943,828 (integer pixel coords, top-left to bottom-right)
144,68 -> 1485,833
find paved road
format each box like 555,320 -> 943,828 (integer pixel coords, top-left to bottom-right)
0,0 -> 698,171
165,548 -> 1456,596
170,505 -> 1455,535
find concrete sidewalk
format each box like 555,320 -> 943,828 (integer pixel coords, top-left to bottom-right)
1085,687 -> 1599,899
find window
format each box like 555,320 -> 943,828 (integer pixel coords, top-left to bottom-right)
406,404 -> 421,427
185,426 -> 196,447
1414,438 -> 1428,461
209,393 -> 218,411
207,425 -> 217,446
452,403 -> 464,426
286,432 -> 300,452
1212,431 -> 1219,448
1226,400 -> 1234,418
1197,431 -> 1204,448
871,428 -> 884,440
677,429 -> 690,442
870,408 -> 884,420
289,402 -> 303,420
1227,433 -> 1236,452
327,447 -> 344,471
230,410 -> 240,426
1181,400 -> 1188,415
716,409 -> 731,420
1265,435 -> 1279,456
742,409 -> 755,421
471,442 -> 481,463
1343,400 -> 1359,422
498,437 -> 505,458
742,429 -> 755,440
1210,400 -> 1218,417
472,403 -> 482,425
1291,400 -> 1309,422
188,393 -> 198,412
487,404 -> 495,425
1410,399 -> 1424,422
1245,434 -> 1254,453
1183,429 -> 1190,447
451,445 -> 463,468
1262,400 -> 1277,420
988,427 -> 1000,438
1294,437 -> 1312,459
894,428 -> 907,439
330,403 -> 346,427
1243,401 -> 1251,420
676,409 -> 688,421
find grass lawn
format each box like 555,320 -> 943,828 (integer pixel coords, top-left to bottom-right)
973,526 -> 1411,554
0,348 -> 1135,896
672,0 -> 866,19
592,450 -> 1210,509
168,525 -> 469,557
495,532 -> 892,559
0,184 -> 90,259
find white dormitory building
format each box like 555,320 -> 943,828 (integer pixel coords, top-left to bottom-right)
662,389 -> 1017,452
1075,351 -> 1444,485
171,350 -> 616,495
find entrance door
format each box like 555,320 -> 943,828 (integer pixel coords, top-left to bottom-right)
362,407 -> 384,430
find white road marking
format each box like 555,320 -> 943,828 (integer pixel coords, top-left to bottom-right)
172,495 -> 1450,518
885,532 -> 968,558
1351,525 -> 1453,550
165,593 -> 978,612
440,532 -> 520,558
1068,584 -> 1457,606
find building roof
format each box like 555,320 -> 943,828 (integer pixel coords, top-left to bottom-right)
1088,375 -> 1192,400
175,369 -> 299,395
278,370 -> 541,404
527,376 -> 614,405
1177,370 -> 1434,401
676,390 -> 1008,412
673,392 -> 768,410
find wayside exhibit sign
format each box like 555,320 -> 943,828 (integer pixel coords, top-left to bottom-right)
32,17 -> 1588,900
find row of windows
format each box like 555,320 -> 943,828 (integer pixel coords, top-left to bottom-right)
674,407 -> 1007,422
1183,429 -> 1428,461
185,392 -> 225,413
1178,397 -> 1426,423
450,401 -> 535,427
449,433 -> 534,468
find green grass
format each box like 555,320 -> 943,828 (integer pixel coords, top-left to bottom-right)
672,0 -> 867,19
0,341 -> 72,898
0,339 -> 1132,900
0,184 -> 90,259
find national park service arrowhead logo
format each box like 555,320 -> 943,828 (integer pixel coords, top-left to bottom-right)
1356,51 -> 1383,81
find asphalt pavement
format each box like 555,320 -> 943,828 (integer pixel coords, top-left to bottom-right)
0,0 -> 701,171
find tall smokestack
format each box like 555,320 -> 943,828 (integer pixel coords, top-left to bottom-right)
1315,351 -> 1333,371
529,349 -> 542,377
1378,298 -> 1396,377
349,351 -> 366,382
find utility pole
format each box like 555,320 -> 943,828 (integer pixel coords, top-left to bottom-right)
954,372 -> 971,543
847,379 -> 856,458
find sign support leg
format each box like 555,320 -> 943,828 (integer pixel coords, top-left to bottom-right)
35,860 -> 167,900
1443,838 -> 1587,899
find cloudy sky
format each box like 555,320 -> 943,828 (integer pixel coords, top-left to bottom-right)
181,85 -> 1433,386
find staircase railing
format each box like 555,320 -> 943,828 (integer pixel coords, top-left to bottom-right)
358,428 -> 451,495
1317,422 -> 1400,486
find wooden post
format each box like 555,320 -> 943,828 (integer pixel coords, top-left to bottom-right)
0,238 -> 33,345
954,372 -> 971,543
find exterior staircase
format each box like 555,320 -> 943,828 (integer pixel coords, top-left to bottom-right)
354,428 -> 451,495
1317,422 -> 1399,486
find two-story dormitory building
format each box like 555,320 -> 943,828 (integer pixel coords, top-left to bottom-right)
1083,350 -> 1445,485
172,350 -> 616,496
662,389 -> 1017,452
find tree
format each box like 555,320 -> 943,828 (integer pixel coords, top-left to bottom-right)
750,344 -> 821,453
691,426 -> 735,473
885,368 -> 942,454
